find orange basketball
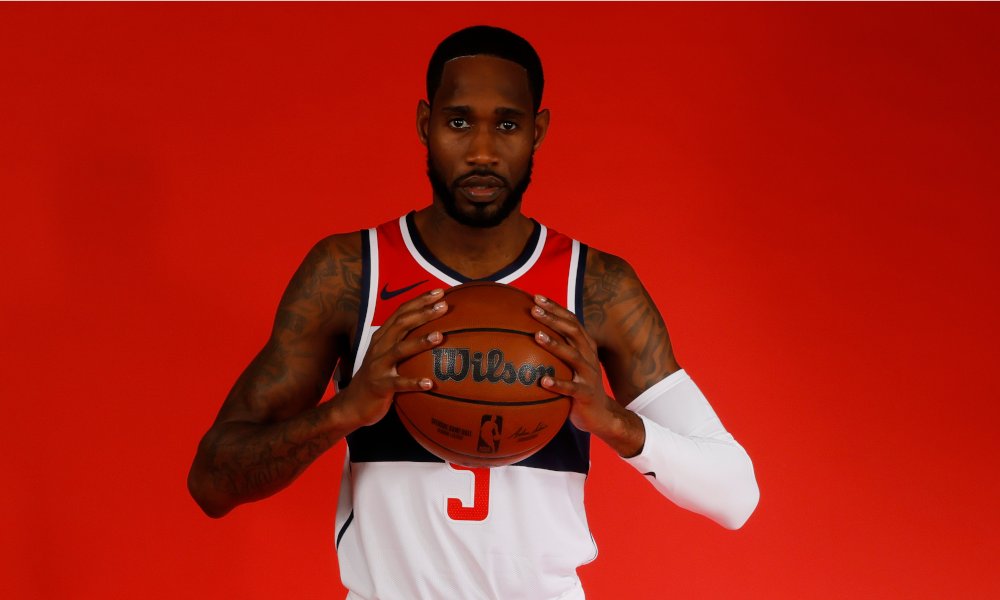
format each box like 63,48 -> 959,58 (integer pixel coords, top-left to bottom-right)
395,282 -> 572,468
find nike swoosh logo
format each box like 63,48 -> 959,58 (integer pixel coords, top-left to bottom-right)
380,280 -> 429,301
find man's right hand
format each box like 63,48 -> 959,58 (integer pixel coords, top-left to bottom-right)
334,288 -> 448,430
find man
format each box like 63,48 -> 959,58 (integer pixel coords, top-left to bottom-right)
188,26 -> 759,600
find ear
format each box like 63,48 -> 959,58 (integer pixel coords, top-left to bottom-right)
532,108 -> 551,153
416,99 -> 431,147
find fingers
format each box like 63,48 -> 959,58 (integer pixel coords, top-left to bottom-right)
397,287 -> 444,314
377,288 -> 445,336
532,296 -> 598,357
382,300 -> 447,342
372,296 -> 448,351
535,330 -> 596,377
380,331 -> 443,366
538,374 -> 577,397
533,294 -> 575,320
372,375 -> 434,395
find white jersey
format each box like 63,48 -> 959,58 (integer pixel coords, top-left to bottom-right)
334,213 -> 597,600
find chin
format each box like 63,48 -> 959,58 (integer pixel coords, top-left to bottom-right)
457,208 -> 503,227
446,197 -> 514,228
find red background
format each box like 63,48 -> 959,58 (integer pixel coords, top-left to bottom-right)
2,3 -> 998,599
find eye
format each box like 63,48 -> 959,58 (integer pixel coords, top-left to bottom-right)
448,118 -> 470,129
498,121 -> 518,131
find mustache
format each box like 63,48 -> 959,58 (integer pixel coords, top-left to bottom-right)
452,169 -> 511,189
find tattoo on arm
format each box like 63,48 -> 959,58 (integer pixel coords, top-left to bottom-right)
204,407 -> 338,501
227,238 -> 362,413
583,249 -> 678,402
190,234 -> 363,515
282,238 -> 362,321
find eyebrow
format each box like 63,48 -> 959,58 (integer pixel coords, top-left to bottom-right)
441,105 -> 527,117
495,106 -> 526,117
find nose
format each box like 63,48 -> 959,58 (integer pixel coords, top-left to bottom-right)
465,126 -> 500,167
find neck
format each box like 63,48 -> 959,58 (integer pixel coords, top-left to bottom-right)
412,200 -> 536,280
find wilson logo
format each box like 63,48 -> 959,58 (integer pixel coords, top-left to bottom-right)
431,348 -> 555,386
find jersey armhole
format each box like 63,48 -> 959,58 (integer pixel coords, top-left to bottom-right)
341,228 -> 377,387
567,241 -> 588,325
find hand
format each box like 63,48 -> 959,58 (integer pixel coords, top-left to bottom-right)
531,294 -> 646,457
334,289 -> 448,429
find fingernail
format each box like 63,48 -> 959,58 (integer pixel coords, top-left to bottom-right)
537,331 -> 550,342
433,301 -> 446,311
536,294 -> 547,303
420,379 -> 432,389
533,306 -> 545,316
427,331 -> 442,343
541,377 -> 553,386
430,289 -> 443,296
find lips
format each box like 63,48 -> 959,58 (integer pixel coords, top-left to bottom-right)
456,174 -> 505,202
460,175 -> 504,188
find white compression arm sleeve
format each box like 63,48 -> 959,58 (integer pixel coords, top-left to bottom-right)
621,369 -> 759,530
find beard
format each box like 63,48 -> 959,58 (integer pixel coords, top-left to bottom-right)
426,153 -> 533,228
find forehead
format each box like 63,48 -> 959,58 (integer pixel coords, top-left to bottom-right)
434,55 -> 533,111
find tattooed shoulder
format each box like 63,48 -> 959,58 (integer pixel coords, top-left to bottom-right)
224,232 -> 363,417
583,248 -> 679,402
582,249 -> 637,334
275,232 -> 363,338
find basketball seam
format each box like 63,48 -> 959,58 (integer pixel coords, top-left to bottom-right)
442,327 -> 535,337
436,327 -> 567,345
419,390 -> 567,406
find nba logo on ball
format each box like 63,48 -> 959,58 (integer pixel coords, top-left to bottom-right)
478,415 -> 503,453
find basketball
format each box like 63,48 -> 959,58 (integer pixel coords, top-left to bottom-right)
395,282 -> 573,468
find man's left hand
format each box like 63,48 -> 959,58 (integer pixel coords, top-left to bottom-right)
530,294 -> 646,458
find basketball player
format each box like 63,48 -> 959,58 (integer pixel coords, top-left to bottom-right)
188,26 -> 759,600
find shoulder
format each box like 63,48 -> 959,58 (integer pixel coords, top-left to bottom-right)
276,232 -> 364,336
294,232 -> 363,295
581,247 -> 645,335
581,246 -> 680,399
309,231 -> 363,262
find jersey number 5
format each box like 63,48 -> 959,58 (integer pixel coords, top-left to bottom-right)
446,464 -> 490,521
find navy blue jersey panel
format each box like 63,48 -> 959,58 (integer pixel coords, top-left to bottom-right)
346,407 -> 445,464
347,407 -> 589,473
569,421 -> 592,468
512,420 -> 590,475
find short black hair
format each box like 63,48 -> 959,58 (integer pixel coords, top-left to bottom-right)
426,26 -> 544,114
